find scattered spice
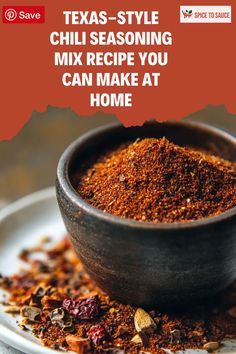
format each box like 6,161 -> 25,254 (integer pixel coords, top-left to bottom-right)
50,307 -> 75,332
203,341 -> 221,352
228,307 -> 236,319
66,335 -> 91,353
50,307 -> 65,324
4,305 -> 21,314
170,329 -> 181,344
21,306 -> 41,322
0,236 -> 236,353
131,334 -> 143,345
134,308 -> 157,334
76,137 -> 236,223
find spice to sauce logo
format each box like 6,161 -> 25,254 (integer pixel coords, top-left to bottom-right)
180,5 -> 232,23
182,10 -> 193,19
2,6 -> 45,24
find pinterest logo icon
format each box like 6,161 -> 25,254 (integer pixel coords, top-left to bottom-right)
4,8 -> 17,21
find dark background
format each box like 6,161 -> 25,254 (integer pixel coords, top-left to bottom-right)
1,105 -> 236,206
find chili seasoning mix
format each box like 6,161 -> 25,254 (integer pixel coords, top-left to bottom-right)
76,137 -> 236,223
0,236 -> 236,353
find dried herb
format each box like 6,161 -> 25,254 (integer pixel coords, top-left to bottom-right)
0,236 -> 235,353
77,138 -> 236,223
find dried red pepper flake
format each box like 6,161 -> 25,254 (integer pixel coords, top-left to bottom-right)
63,295 -> 100,320
77,295 -> 100,320
63,297 -> 80,317
88,323 -> 110,346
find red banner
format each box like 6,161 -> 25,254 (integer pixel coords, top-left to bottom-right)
0,0 -> 235,140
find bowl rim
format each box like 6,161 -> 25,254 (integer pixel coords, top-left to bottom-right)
57,120 -> 236,230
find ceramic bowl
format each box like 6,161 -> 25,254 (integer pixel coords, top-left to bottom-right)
56,121 -> 236,307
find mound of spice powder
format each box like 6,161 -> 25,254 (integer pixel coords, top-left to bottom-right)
77,137 -> 236,222
0,237 -> 236,353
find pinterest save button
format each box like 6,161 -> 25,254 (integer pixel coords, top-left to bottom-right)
2,6 -> 45,23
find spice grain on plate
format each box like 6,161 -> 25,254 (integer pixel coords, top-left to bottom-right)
0,237 -> 235,353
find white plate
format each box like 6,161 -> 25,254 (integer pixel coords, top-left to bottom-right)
0,187 -> 67,354
0,188 -> 235,354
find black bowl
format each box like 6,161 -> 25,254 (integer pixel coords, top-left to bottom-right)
56,121 -> 236,307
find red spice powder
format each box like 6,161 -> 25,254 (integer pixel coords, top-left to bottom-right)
76,137 -> 236,223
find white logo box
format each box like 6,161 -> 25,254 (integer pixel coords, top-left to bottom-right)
180,5 -> 232,23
